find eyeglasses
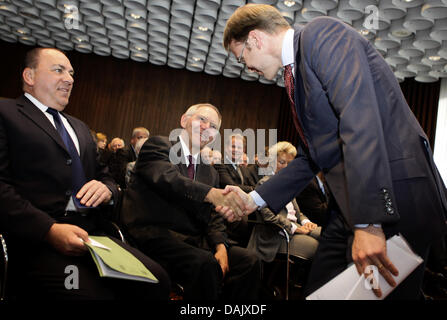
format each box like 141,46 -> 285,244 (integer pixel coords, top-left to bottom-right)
237,39 -> 248,64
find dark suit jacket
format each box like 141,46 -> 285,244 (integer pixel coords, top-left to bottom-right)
120,136 -> 227,249
256,17 -> 447,255
214,162 -> 258,193
296,177 -> 330,228
0,95 -> 119,245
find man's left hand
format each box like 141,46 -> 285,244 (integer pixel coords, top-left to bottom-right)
76,180 -> 112,207
352,225 -> 399,298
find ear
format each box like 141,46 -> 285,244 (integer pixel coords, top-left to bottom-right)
248,30 -> 262,49
180,113 -> 189,129
22,67 -> 35,87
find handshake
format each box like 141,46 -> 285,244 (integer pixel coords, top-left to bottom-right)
205,186 -> 258,222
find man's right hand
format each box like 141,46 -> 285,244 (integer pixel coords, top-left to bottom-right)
216,185 -> 258,222
44,223 -> 89,256
205,187 -> 246,221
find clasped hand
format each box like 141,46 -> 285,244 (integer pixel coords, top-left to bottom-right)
206,186 -> 257,222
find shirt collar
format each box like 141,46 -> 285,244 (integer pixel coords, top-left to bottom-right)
24,92 -> 52,113
281,28 -> 295,67
179,135 -> 199,165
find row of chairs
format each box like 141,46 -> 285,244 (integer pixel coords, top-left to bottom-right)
0,212 -> 310,301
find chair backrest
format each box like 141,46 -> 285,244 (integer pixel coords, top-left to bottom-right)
0,234 -> 8,300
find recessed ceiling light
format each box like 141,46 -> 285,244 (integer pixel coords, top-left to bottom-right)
284,1 -> 296,7
130,13 -> 141,20
192,57 -> 201,62
198,26 -> 208,32
429,55 -> 441,61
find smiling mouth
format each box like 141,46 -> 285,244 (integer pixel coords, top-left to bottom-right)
58,88 -> 70,94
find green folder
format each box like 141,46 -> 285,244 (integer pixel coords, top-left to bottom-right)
85,236 -> 158,284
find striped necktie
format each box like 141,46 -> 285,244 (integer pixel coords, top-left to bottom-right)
284,64 -> 308,149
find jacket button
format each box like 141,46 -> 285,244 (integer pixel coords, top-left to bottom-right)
66,159 -> 72,165
65,190 -> 72,196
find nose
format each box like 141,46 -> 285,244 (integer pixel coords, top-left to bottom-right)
64,71 -> 74,84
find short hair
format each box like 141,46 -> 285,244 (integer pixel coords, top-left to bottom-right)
111,137 -> 125,146
24,47 -> 66,69
223,4 -> 290,51
184,103 -> 222,128
134,137 -> 148,156
96,132 -> 107,142
268,141 -> 297,159
132,127 -> 150,138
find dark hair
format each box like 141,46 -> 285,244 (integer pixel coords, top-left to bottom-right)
24,47 -> 67,69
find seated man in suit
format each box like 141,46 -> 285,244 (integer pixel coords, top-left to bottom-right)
127,127 -> 150,162
296,172 -> 331,230
120,103 -> 261,300
215,133 -> 258,193
214,134 -> 259,246
0,47 -> 170,299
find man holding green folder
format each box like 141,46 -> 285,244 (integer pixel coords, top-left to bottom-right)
0,47 -> 170,299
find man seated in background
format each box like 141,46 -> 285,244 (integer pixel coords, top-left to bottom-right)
125,127 -> 150,162
125,137 -> 148,187
214,134 -> 259,246
0,47 -> 170,299
120,103 -> 261,300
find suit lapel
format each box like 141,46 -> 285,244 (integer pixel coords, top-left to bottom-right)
293,28 -> 318,163
16,95 -> 69,154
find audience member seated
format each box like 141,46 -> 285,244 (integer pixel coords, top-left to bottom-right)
123,127 -> 150,163
214,134 -> 259,246
212,150 -> 222,165
214,134 -> 258,193
295,171 -> 331,230
120,103 -> 261,301
96,132 -> 107,151
125,137 -> 148,187
247,141 -> 321,263
100,137 -> 128,189
200,146 -> 214,165
0,47 -> 170,300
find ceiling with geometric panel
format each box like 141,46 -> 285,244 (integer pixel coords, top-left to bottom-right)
1,0 -> 447,87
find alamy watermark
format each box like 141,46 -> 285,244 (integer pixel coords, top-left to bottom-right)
64,265 -> 79,290
168,120 -> 278,176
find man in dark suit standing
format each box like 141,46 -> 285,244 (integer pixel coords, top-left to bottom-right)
0,47 -> 170,299
220,4 -> 447,299
120,103 -> 261,300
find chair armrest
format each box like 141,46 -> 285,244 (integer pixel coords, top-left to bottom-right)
0,234 -> 8,300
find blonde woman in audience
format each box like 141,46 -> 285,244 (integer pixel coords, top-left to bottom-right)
247,141 -> 321,262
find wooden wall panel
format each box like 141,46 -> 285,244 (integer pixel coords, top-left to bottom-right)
0,40 -> 283,146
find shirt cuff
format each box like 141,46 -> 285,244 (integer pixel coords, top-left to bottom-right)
249,190 -> 267,209
355,224 -> 382,228
301,219 -> 311,226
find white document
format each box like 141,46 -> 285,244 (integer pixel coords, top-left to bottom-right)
306,234 -> 423,300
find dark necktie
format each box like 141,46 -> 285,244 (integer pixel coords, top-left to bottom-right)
187,155 -> 195,180
236,165 -> 244,184
284,64 -> 308,149
46,107 -> 87,209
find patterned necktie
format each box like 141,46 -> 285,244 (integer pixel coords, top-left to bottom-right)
187,155 -> 195,180
46,107 -> 87,209
284,64 -> 308,149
